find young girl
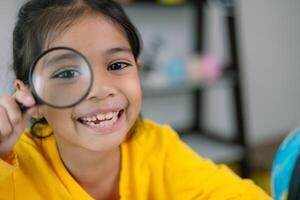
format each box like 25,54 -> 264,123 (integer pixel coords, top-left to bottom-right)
0,0 -> 271,199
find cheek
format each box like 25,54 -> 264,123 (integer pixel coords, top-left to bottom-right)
41,107 -> 74,130
122,74 -> 142,111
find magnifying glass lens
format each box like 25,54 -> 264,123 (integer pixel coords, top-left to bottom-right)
31,48 -> 92,108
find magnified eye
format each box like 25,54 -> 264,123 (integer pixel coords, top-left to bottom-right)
52,69 -> 81,79
108,62 -> 130,71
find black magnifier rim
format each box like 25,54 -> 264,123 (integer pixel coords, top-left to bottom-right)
28,46 -> 93,109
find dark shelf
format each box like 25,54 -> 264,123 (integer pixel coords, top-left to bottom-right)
142,71 -> 237,98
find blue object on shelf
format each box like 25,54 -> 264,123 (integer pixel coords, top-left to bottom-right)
164,57 -> 186,84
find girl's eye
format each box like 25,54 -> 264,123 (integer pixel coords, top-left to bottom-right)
107,62 -> 130,71
52,69 -> 81,79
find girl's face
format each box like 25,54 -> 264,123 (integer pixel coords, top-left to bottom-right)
40,14 -> 141,152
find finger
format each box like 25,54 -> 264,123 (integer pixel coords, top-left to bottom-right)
0,96 -> 23,126
0,106 -> 13,138
11,106 -> 39,140
13,89 -> 35,107
23,106 -> 39,123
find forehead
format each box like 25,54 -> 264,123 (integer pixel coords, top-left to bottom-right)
48,14 -> 130,54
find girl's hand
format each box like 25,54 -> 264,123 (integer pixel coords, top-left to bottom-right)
0,85 -> 38,159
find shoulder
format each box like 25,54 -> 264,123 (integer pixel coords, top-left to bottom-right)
121,119 -> 183,169
135,118 -> 176,135
124,119 -> 208,170
128,119 -> 180,151
122,120 -> 271,199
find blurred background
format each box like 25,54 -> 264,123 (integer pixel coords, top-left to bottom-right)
1,0 -> 300,195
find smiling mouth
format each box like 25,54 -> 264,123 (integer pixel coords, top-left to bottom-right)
78,110 -> 123,128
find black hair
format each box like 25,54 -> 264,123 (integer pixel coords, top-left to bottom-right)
13,0 -> 142,138
13,0 -> 141,84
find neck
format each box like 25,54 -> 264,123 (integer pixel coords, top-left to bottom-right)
56,140 -> 121,199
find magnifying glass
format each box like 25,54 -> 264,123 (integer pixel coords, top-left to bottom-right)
21,46 -> 93,112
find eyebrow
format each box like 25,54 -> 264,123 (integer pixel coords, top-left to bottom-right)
44,47 -> 132,67
104,47 -> 132,56
45,52 -> 82,67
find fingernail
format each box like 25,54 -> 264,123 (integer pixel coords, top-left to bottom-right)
26,96 -> 35,105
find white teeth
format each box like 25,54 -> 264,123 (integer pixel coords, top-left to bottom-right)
106,112 -> 113,119
97,114 -> 105,121
80,111 -> 119,128
85,115 -> 118,128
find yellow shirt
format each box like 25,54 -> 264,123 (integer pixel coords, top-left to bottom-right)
0,119 -> 271,200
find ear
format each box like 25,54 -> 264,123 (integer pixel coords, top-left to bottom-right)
14,79 -> 28,91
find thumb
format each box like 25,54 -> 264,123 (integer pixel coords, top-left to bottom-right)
23,106 -> 39,124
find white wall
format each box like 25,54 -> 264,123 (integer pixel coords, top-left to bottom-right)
0,0 -> 24,95
238,0 -> 300,144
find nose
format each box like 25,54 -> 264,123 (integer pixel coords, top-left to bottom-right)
87,66 -> 117,101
